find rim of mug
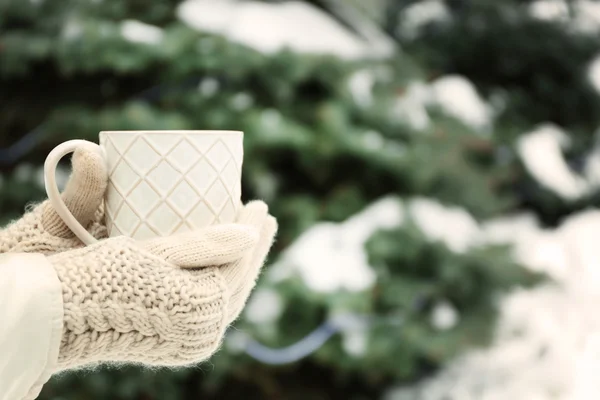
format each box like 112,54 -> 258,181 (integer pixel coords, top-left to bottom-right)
99,130 -> 243,135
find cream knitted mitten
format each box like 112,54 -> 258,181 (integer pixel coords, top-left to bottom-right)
0,147 -> 108,255
51,201 -> 277,371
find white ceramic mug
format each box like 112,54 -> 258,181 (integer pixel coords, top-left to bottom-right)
44,130 -> 243,245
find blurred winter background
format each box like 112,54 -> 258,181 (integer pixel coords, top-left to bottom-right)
3,0 -> 600,399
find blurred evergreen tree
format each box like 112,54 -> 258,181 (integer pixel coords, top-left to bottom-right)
389,0 -> 600,226
0,0 -> 553,398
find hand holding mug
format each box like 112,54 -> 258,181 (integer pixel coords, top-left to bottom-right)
0,147 -> 108,255
44,130 -> 244,245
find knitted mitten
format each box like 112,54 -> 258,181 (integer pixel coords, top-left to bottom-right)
0,147 -> 108,255
51,201 -> 277,371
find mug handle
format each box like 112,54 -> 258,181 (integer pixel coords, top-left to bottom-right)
44,140 -> 104,246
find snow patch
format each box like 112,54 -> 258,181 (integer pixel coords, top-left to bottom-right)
588,55 -> 600,94
361,131 -> 385,151
392,81 -> 432,131
62,19 -> 84,40
120,20 -> 164,45
198,78 -> 219,97
409,198 -> 480,253
530,0 -> 600,33
230,92 -> 254,111
482,213 -> 569,280
389,206 -> 600,399
392,75 -> 492,131
517,124 -> 589,201
348,70 -> 375,107
261,109 -> 283,132
430,75 -> 493,131
342,329 -> 368,356
585,146 -> 600,188
399,0 -> 451,39
245,288 -> 284,324
529,0 -> 569,22
177,0 -> 392,59
430,300 -> 459,331
574,1 -> 600,33
482,213 -> 541,245
268,196 -> 403,293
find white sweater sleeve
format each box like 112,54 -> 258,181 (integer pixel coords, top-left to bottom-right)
0,253 -> 63,400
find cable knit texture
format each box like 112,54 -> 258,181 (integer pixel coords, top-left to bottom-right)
50,202 -> 277,371
0,147 -> 108,255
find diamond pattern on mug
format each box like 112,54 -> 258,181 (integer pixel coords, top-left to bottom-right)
146,161 -> 179,196
102,132 -> 243,239
111,161 -> 140,195
133,224 -> 158,240
188,202 -> 217,227
128,181 -> 161,218
103,139 -> 120,172
146,203 -> 180,235
144,133 -> 180,155
125,138 -> 161,174
168,180 -> 199,215
204,180 -> 229,212
188,159 -> 218,193
167,139 -> 200,172
205,140 -> 231,171
114,203 -> 141,237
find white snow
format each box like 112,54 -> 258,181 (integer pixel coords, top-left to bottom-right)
587,55 -> 600,94
330,312 -> 371,356
399,0 -> 451,39
268,223 -> 376,293
574,1 -> 600,33
517,124 -> 589,201
268,196 -> 403,293
120,20 -> 164,45
230,92 -> 253,111
261,109 -> 283,132
198,78 -> 219,97
482,213 -> 541,245
430,300 -> 459,331
584,134 -> 600,188
342,329 -> 368,356
392,76 -> 492,132
385,206 -> 600,400
409,198 -> 480,253
482,213 -> 569,280
361,131 -> 385,151
430,75 -> 493,131
392,81 -> 432,131
177,0 -> 393,59
244,288 -> 284,324
529,0 -> 569,22
62,19 -> 83,40
529,0 -> 600,33
349,70 -> 375,107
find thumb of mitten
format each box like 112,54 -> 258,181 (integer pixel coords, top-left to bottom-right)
42,146 -> 108,238
226,215 -> 277,323
142,224 -> 259,268
220,201 -> 268,286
